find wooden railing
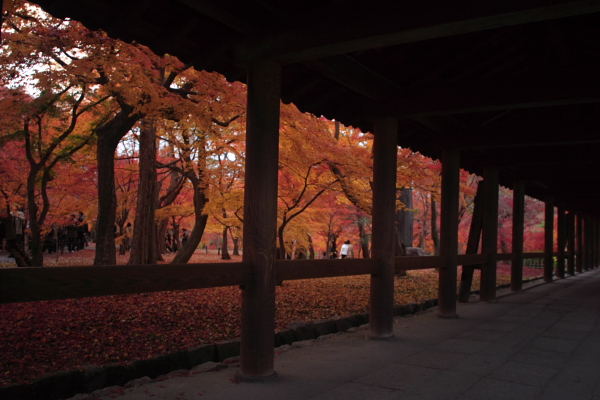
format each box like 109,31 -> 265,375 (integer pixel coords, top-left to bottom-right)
0,252 -> 548,304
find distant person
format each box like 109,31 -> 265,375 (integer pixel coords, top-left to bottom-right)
340,240 -> 354,259
330,248 -> 338,259
181,228 -> 189,247
66,215 -> 79,252
125,222 -> 133,251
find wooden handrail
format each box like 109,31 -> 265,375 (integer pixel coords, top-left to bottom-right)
0,251 -> 552,304
276,258 -> 380,280
0,262 -> 252,304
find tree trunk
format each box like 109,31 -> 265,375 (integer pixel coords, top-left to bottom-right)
357,218 -> 370,258
397,188 -> 414,247
307,234 -> 315,259
129,119 -> 158,265
232,231 -> 240,256
27,165 -> 43,266
170,184 -> 208,264
431,197 -> 440,256
221,224 -> 231,260
94,108 -> 141,265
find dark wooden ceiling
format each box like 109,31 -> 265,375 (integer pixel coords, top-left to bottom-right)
30,0 -> 600,215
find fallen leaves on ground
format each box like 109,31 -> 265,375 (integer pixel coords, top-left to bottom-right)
0,251 -> 542,387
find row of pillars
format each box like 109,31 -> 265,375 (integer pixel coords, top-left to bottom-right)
236,60 -> 599,380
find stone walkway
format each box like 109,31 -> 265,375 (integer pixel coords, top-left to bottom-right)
67,269 -> 600,400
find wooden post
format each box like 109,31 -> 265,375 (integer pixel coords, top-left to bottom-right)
544,197 -> 554,282
556,204 -> 566,279
480,167 -> 499,302
238,60 -> 281,381
511,181 -> 525,291
592,218 -> 598,269
584,215 -> 591,271
458,181 -> 484,302
576,214 -> 583,273
369,117 -> 398,339
437,149 -> 460,318
566,211 -> 575,276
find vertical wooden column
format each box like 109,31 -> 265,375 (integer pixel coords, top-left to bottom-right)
511,181 -> 525,292
480,168 -> 499,302
585,215 -> 591,271
556,204 -> 566,279
369,117 -> 398,339
437,149 -> 460,318
592,218 -> 598,269
238,60 -> 281,381
457,181 -> 484,302
566,211 -> 575,276
576,214 -> 583,273
544,197 -> 554,282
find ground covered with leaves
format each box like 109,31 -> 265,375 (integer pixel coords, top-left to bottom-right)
0,250 -> 542,387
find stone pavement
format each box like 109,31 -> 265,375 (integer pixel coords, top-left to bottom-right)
68,269 -> 600,400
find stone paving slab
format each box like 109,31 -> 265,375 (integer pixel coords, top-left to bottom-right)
69,270 -> 600,400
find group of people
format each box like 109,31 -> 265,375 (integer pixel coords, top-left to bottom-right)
164,228 -> 189,253
0,206 -> 27,258
324,240 -> 355,259
44,212 -> 89,254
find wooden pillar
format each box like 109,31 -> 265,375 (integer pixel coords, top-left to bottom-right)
544,197 -> 554,282
480,167 -> 499,302
556,204 -> 566,279
592,218 -> 598,269
457,181 -> 484,302
584,215 -> 591,271
238,60 -> 281,381
576,214 -> 583,273
437,149 -> 460,318
511,181 -> 525,292
369,118 -> 398,339
566,212 -> 575,276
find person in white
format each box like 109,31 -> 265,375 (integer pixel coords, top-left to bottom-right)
340,240 -> 354,259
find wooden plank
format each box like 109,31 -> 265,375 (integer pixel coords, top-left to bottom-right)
457,254 -> 488,266
369,117 -> 398,339
238,60 -> 281,381
438,149 -> 460,318
367,74 -> 600,119
0,263 -> 252,304
235,1 -> 600,64
481,167 -> 499,302
276,258 -> 380,281
396,256 -> 444,271
496,253 -> 513,261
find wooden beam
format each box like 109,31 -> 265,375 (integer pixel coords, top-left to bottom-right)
544,197 -> 555,281
512,181 -> 525,291
369,117 -> 398,339
277,259 -> 379,281
480,167 -> 499,302
235,1 -> 600,65
0,263 -> 252,304
366,74 -> 600,119
438,149 -> 460,318
238,60 -> 281,381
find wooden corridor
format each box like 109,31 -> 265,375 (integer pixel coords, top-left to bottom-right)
3,0 -> 600,383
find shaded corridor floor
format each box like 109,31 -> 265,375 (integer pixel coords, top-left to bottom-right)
71,270 -> 600,400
